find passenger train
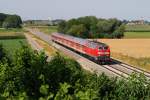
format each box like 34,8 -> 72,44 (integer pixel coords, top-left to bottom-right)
51,33 -> 111,63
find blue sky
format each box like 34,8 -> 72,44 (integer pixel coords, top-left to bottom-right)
0,0 -> 150,21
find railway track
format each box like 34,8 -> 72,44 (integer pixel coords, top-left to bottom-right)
26,28 -> 150,80
101,65 -> 129,78
25,29 -> 122,78
110,59 -> 150,79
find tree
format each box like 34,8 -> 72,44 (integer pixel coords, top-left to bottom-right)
58,20 -> 66,33
96,20 -> 112,33
78,16 -> 97,31
1,45 -> 150,99
58,16 -> 125,38
2,15 -> 22,29
0,44 -> 6,60
112,24 -> 125,38
0,13 -> 7,27
67,24 -> 86,37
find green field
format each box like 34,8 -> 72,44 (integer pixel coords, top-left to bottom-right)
0,28 -> 25,39
0,28 -> 27,57
35,26 -> 58,34
0,28 -> 25,33
124,24 -> 150,38
126,24 -> 150,32
124,32 -> 150,38
0,39 -> 27,57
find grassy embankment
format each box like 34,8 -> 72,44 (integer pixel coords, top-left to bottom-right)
27,33 -> 57,56
0,28 -> 27,57
26,26 -> 73,58
111,53 -> 150,71
26,26 -> 58,55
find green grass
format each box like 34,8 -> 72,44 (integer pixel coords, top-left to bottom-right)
124,32 -> 150,38
0,28 -> 25,39
126,24 -> 150,32
35,26 -> 58,34
0,28 -> 27,58
0,28 -> 25,33
0,39 -> 27,57
124,24 -> 150,38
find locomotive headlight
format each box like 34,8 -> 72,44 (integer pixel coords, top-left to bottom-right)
98,52 -> 103,54
98,52 -> 109,55
104,52 -> 110,55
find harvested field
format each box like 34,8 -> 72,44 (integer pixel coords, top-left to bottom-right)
99,39 -> 150,71
99,39 -> 150,58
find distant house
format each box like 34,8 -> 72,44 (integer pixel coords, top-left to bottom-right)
127,20 -> 145,25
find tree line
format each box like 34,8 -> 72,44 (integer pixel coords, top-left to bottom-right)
0,13 -> 22,29
0,44 -> 150,99
58,16 -> 125,38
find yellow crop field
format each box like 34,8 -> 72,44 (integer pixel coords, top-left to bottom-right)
99,39 -> 150,58
99,39 -> 150,71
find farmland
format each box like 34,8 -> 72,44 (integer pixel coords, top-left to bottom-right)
124,24 -> 150,38
124,32 -> 150,38
28,26 -> 58,34
0,39 -> 27,57
99,39 -> 150,70
125,24 -> 150,32
100,39 -> 150,58
0,28 -> 25,39
0,28 -> 27,57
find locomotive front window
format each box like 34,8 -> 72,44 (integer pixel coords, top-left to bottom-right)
99,47 -> 103,50
104,46 -> 108,50
99,46 -> 108,50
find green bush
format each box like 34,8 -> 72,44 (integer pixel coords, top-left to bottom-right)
0,36 -> 25,39
0,45 -> 150,99
0,13 -> 22,29
58,16 -> 125,38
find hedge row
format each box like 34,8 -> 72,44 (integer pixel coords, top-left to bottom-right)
126,30 -> 150,32
0,35 -> 25,39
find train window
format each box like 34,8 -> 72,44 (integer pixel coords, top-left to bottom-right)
88,42 -> 97,49
104,46 -> 108,50
99,47 -> 103,50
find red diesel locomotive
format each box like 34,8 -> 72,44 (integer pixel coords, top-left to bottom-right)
51,33 -> 111,63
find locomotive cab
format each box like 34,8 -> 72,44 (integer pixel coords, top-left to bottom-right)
97,45 -> 111,62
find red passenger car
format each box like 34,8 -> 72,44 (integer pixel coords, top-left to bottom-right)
51,33 -> 111,63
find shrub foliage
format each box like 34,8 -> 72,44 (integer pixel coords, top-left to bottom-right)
0,13 -> 22,28
0,44 -> 150,99
58,16 -> 125,38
